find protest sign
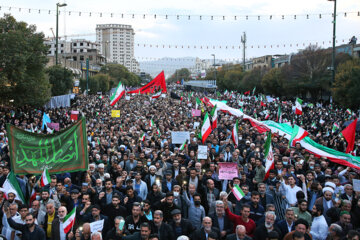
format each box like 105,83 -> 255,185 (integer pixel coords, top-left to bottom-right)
218,162 -> 238,180
90,219 -> 104,233
46,123 -> 60,131
192,109 -> 201,117
125,96 -> 130,100
161,94 -> 167,98
171,131 -> 190,144
111,110 -> 120,118
6,118 -> 88,175
197,145 -> 208,159
353,179 -> 360,192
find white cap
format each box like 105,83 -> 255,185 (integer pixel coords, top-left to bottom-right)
98,163 -> 105,168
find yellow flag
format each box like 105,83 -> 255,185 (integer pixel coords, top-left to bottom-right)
111,110 -> 120,118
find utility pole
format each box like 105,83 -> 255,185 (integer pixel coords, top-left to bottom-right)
86,58 -> 89,95
241,32 -> 246,70
55,3 -> 67,65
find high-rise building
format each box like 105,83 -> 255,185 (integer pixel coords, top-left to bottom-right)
96,24 -> 139,73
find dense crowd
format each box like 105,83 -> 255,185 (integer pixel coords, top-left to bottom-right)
0,85 -> 359,240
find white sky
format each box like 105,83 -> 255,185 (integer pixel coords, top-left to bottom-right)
1,0 -> 360,61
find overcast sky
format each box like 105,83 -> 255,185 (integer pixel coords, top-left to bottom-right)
1,0 -> 360,62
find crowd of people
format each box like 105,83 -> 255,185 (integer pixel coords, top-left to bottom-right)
0,84 -> 359,240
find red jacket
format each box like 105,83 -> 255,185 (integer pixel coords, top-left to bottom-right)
225,207 -> 256,237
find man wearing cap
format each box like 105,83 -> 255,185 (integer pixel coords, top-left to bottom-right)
161,170 -> 178,193
315,185 -> 336,219
169,209 -> 195,238
335,211 -> 353,237
144,166 -> 161,190
94,163 -> 106,182
83,204 -> 109,238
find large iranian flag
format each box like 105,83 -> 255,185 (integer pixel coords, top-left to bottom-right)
263,131 -> 274,181
2,172 -> 26,203
151,90 -> 162,99
295,98 -> 303,115
289,125 -> 309,147
110,82 -> 125,106
231,119 -> 239,147
63,208 -> 76,233
210,105 -> 218,129
199,113 -> 212,144
40,168 -> 51,187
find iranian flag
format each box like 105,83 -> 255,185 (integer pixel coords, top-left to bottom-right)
276,106 -> 282,123
232,119 -> 239,147
156,128 -> 161,136
311,122 -> 317,129
332,122 -> 340,133
63,208 -> 76,234
263,131 -> 274,181
199,113 -> 212,144
140,133 -> 146,141
210,105 -> 218,129
231,184 -> 245,201
346,109 -> 352,115
295,98 -> 303,115
151,90 -> 162,99
40,168 -> 51,187
110,82 -> 125,106
265,111 -> 270,120
289,125 -> 309,147
149,119 -> 155,127
29,188 -> 37,206
3,172 -> 25,203
179,140 -> 187,151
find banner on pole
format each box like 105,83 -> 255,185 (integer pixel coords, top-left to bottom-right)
218,162 -> 238,180
6,118 -> 89,174
111,110 -> 121,118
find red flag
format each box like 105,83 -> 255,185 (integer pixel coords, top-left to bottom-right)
127,71 -> 167,94
261,101 -> 266,107
341,118 -> 357,153
244,91 -> 250,95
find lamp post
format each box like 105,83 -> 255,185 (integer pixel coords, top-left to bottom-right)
328,0 -> 337,85
55,3 -> 67,65
211,54 -> 216,83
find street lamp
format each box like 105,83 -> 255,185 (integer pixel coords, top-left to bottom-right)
55,3 -> 67,65
211,54 -> 216,83
328,0 -> 337,85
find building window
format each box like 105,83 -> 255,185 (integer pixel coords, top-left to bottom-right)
73,50 -> 77,53
80,56 -> 84,61
73,43 -> 77,46
73,56 -> 77,61
80,42 -> 84,46
80,49 -> 84,52
48,51 -> 51,54
87,43 -> 90,46
61,44 -> 64,47
61,50 -> 64,53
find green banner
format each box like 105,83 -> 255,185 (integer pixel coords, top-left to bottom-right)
6,117 -> 88,175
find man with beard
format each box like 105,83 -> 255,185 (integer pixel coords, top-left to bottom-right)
83,204 -> 110,239
6,211 -> 46,240
276,208 -> 295,240
50,206 -> 68,240
315,186 -> 336,220
153,192 -> 180,223
105,216 -> 126,240
2,202 -> 20,240
253,211 -> 281,240
335,211 -> 353,237
169,209 -> 195,238
310,204 -> 328,240
144,166 -> 161,191
43,202 -> 58,239
225,225 -> 251,240
125,203 -> 149,235
152,210 -> 175,240
225,203 -> 255,238
283,219 -> 312,240
257,183 -> 274,207
103,195 -> 127,228
99,179 -> 122,207
209,201 -> 232,239
39,189 -> 60,214
292,199 -> 312,226
191,217 -> 220,240
125,222 -> 152,240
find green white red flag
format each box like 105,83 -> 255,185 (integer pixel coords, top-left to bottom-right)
295,98 -> 303,115
232,119 -> 239,147
263,131 -> 274,181
332,122 -> 340,133
150,119 -> 155,127
2,172 -> 26,203
63,208 -> 76,234
179,140 -> 187,151
289,125 -> 309,147
151,90 -> 162,99
110,82 -> 125,106
140,133 -> 146,141
210,105 -> 218,129
231,184 -> 245,201
40,168 -> 51,187
276,106 -> 282,123
346,109 -> 352,115
199,113 -> 211,144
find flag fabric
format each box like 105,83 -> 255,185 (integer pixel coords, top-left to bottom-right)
265,111 -> 270,120
151,90 -> 162,99
295,98 -> 303,115
289,125 -> 309,147
179,140 -> 187,151
110,82 -> 125,106
210,105 -> 218,129
2,172 -> 25,203
63,208 -> 76,234
156,128 -> 161,136
29,188 -> 36,206
232,120 -> 239,147
252,87 -> 256,95
260,101 -> 266,107
276,106 -> 282,123
140,133 -> 146,141
195,98 -> 202,110
341,118 -> 357,153
199,113 -> 212,144
244,90 -> 250,95
346,109 -> 352,115
263,131 -> 274,181
332,122 -> 340,133
40,168 -> 51,187
231,184 -> 245,201
41,113 -> 51,130
311,122 -> 317,129
149,119 -> 155,127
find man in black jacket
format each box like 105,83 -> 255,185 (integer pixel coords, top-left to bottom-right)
209,201 -> 233,239
103,194 -> 127,229
191,216 -> 220,240
152,210 -> 175,240
7,212 -> 46,240
169,209 -> 195,239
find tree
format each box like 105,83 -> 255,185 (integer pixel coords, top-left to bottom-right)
261,68 -> 285,96
242,67 -> 267,93
332,59 -> 360,109
79,73 -> 111,94
0,14 -> 51,106
167,68 -> 191,83
46,65 -> 73,96
100,63 -> 140,87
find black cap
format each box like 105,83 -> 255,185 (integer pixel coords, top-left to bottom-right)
92,204 -> 101,210
171,209 -> 181,215
70,189 -> 80,194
